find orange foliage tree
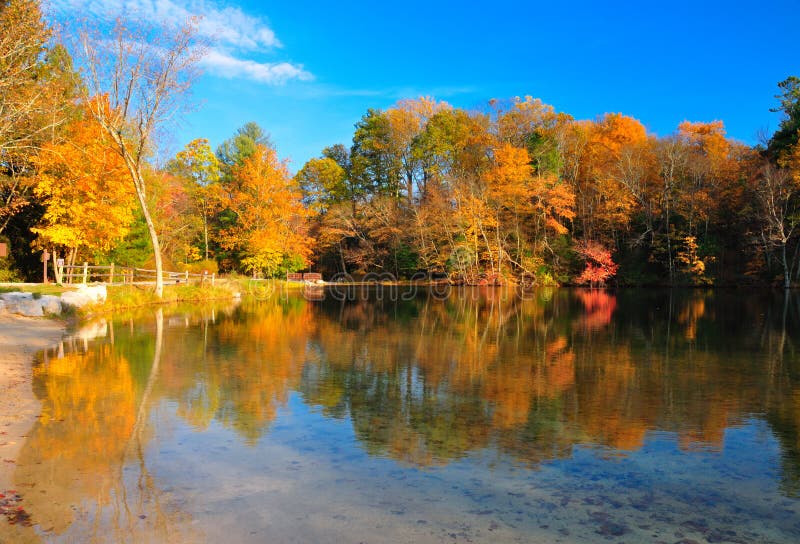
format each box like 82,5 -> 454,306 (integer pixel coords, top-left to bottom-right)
32,106 -> 135,272
221,144 -> 314,277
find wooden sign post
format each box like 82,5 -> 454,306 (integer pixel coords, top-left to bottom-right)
41,249 -> 50,285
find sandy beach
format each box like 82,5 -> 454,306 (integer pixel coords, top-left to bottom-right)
0,315 -> 66,487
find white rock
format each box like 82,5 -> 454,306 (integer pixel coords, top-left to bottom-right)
0,291 -> 33,302
0,299 -> 5,313
39,295 -> 62,315
79,284 -> 107,303
8,298 -> 44,317
60,284 -> 107,308
60,291 -> 91,308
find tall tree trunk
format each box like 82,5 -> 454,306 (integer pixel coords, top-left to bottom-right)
782,240 -> 790,289
130,168 -> 164,298
665,182 -> 674,286
203,198 -> 209,261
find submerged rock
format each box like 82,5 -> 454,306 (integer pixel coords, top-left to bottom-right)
596,520 -> 628,537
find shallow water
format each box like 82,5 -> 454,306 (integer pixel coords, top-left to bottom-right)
3,288 -> 800,543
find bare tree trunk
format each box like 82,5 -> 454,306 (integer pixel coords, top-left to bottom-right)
76,18 -> 204,299
762,230 -> 773,271
782,240 -> 790,290
203,200 -> 209,261
51,250 -> 62,284
122,153 -> 164,298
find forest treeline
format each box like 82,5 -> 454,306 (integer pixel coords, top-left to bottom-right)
2,0 -> 800,287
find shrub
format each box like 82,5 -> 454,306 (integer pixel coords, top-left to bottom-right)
178,259 -> 219,275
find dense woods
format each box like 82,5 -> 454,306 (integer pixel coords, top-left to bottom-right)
1,0 -> 799,287
300,95 -> 800,287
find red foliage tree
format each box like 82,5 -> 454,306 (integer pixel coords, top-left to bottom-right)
575,241 -> 619,287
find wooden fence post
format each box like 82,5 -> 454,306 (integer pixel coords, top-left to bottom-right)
185,270 -> 189,284
82,262 -> 88,284
109,262 -> 115,284
211,273 -> 215,286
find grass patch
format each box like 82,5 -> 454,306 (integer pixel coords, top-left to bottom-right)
0,284 -> 72,296
1,277 -> 309,316
83,282 -> 240,315
236,278 -> 308,299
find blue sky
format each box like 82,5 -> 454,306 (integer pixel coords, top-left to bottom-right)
53,0 -> 800,171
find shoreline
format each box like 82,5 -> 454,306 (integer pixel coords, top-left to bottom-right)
0,314 -> 67,490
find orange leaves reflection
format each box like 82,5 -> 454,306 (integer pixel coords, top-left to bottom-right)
576,289 -> 617,330
15,344 -> 140,536
17,290 -> 800,484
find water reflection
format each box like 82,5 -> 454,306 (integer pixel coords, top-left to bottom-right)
6,289 -> 800,542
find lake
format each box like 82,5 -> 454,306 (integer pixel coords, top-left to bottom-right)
3,287 -> 800,543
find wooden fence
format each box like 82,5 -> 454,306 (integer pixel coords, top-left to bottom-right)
59,262 -> 215,286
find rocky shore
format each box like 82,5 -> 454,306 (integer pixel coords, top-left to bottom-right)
0,284 -> 107,317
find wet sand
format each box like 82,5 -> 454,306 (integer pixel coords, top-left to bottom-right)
0,315 -> 66,486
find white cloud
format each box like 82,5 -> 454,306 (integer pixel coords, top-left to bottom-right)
201,49 -> 312,85
51,0 -> 311,84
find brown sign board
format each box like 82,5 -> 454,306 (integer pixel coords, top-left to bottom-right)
0,242 -> 7,258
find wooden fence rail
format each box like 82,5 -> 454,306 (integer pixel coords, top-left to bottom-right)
58,262 -> 215,286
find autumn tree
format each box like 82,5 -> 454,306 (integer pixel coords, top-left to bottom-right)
32,104 -> 135,277
0,1 -> 78,238
295,156 -> 347,213
74,16 -> 205,297
350,109 -> 402,199
221,143 -> 314,277
173,138 -> 221,261
566,114 -> 646,245
301,88 -> 795,285
494,96 -> 563,148
0,0 -> 77,156
574,241 -> 618,287
419,108 -> 493,276
144,168 -> 203,269
211,123 -> 274,270
385,97 -> 450,203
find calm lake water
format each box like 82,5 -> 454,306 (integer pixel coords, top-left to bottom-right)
3,287 -> 800,543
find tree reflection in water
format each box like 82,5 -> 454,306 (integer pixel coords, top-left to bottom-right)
6,288 -> 800,540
